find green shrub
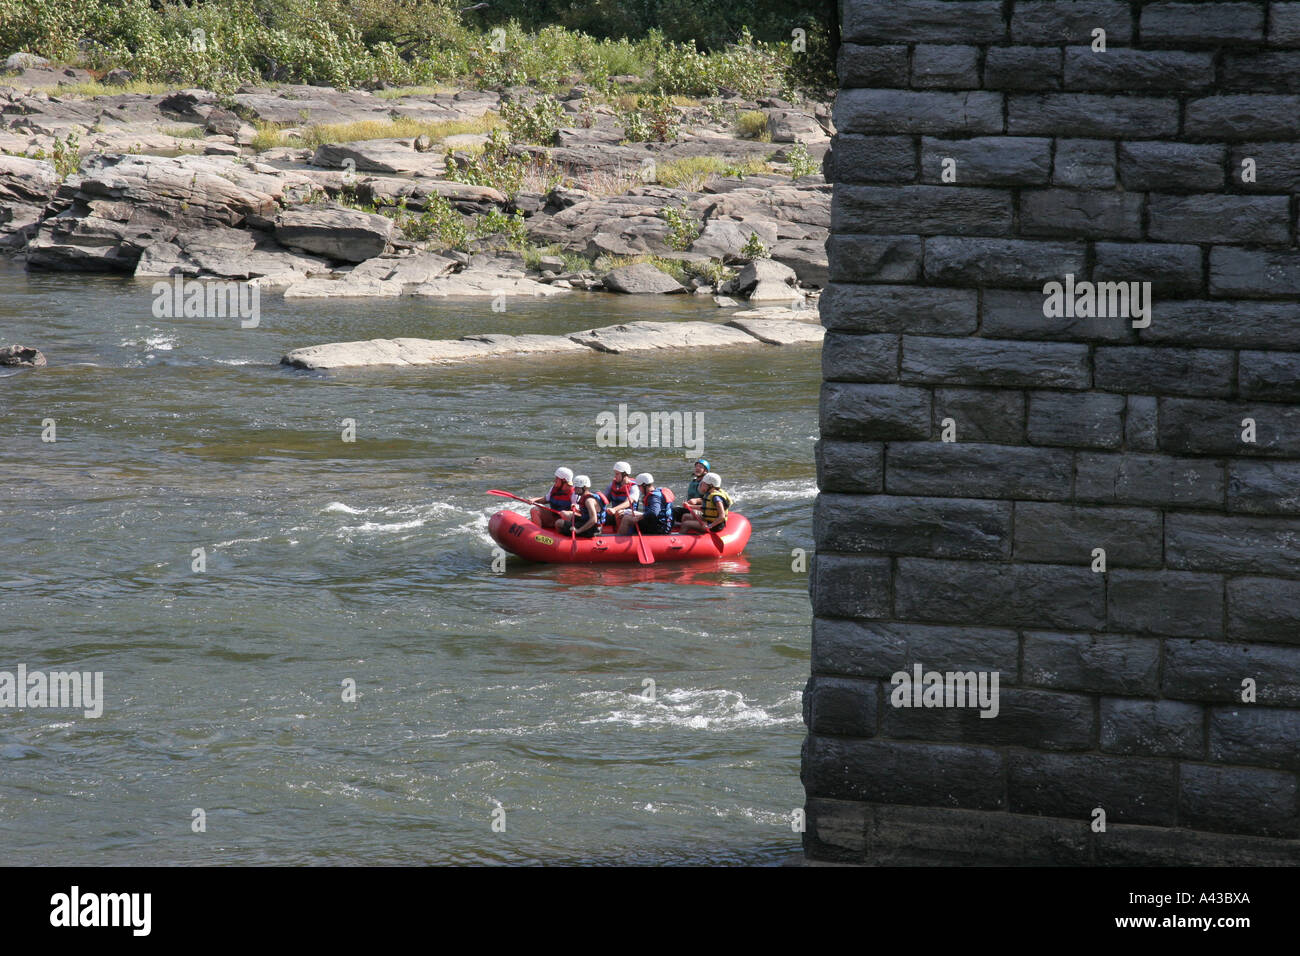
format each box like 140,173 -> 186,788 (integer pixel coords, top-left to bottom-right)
500,94 -> 564,146
618,91 -> 677,143
398,195 -> 469,248
474,207 -> 529,246
444,128 -> 528,196
684,258 -> 734,287
0,0 -> 823,95
736,110 -> 770,140
51,128 -> 80,179
660,202 -> 700,251
740,232 -> 770,259
785,142 -> 819,178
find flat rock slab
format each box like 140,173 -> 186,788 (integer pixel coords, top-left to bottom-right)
283,317 -> 824,369
462,333 -> 592,354
312,139 -> 444,177
731,305 -> 821,323
406,273 -> 568,297
283,337 -> 497,368
726,316 -> 825,345
282,276 -> 402,298
567,320 -> 759,354
283,333 -> 586,369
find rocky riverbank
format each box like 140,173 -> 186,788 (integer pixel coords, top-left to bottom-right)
0,64 -> 832,312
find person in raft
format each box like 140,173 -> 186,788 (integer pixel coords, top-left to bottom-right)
605,461 -> 641,526
672,457 -> 709,524
680,472 -> 731,534
556,475 -> 607,537
532,466 -> 574,529
616,472 -> 673,536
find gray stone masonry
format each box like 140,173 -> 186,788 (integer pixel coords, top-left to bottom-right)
806,0 -> 1300,864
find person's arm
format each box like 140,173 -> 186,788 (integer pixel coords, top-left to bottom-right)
575,499 -> 598,533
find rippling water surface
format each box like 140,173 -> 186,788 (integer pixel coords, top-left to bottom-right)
0,262 -> 818,864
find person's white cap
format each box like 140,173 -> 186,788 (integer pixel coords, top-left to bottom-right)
554,466 -> 574,481
635,472 -> 654,485
573,474 -> 591,488
703,472 -> 721,486
614,461 -> 632,474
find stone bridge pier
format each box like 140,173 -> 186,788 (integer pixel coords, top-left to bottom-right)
805,0 -> 1300,864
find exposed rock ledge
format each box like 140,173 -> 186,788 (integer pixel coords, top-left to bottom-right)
282,315 -> 823,369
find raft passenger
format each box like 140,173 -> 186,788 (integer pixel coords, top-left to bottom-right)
557,475 -> 607,537
532,466 -> 574,529
605,461 -> 640,525
616,473 -> 672,536
680,472 -> 731,534
672,458 -> 709,524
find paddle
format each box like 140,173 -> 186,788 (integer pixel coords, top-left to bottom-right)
631,517 -> 655,566
487,488 -> 577,554
685,501 -> 725,550
487,488 -> 568,518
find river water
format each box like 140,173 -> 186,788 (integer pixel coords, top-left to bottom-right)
0,260 -> 818,865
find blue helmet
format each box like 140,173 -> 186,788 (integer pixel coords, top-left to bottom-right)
695,458 -> 710,470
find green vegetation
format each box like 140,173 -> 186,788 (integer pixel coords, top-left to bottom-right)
372,84 -> 459,99
655,155 -> 771,189
443,128 -> 564,198
520,243 -> 589,274
51,129 -> 80,178
736,110 -> 771,141
393,195 -> 469,248
740,232 -> 770,259
162,124 -> 206,139
499,95 -> 564,146
660,201 -> 701,251
297,114 -> 501,149
785,142 -> 819,178
618,92 -> 678,143
473,207 -> 529,246
0,0 -> 832,95
1,77 -> 174,97
685,258 -> 736,287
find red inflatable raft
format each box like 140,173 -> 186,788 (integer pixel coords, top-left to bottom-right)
488,507 -> 752,564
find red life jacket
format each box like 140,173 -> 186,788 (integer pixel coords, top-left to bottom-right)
606,477 -> 636,506
545,480 -> 572,512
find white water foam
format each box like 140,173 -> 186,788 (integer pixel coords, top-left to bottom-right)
325,502 -> 367,514
121,331 -> 178,351
730,478 -> 818,502
350,518 -> 425,533
211,535 -> 272,548
577,688 -> 801,731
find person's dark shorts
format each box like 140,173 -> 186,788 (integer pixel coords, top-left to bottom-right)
671,504 -> 685,523
638,514 -> 666,535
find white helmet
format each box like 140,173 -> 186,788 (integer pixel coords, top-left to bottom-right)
614,460 -> 632,475
573,474 -> 591,489
635,472 -> 654,485
703,472 -> 721,487
554,466 -> 573,482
